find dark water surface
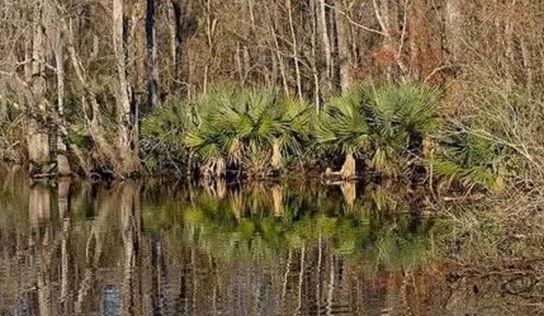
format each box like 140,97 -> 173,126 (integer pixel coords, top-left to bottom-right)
0,175 -> 537,315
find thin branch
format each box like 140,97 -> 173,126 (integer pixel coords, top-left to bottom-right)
324,2 -> 387,37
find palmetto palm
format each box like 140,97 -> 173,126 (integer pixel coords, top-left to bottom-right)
431,128 -> 508,192
184,85 -> 312,177
317,83 -> 439,179
362,83 -> 439,177
141,96 -> 197,173
317,87 -> 371,179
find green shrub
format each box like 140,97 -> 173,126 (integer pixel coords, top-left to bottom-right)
317,83 -> 440,179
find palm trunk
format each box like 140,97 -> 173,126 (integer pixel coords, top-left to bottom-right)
340,152 -> 356,179
271,138 -> 284,170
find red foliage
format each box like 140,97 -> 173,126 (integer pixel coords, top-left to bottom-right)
372,46 -> 397,66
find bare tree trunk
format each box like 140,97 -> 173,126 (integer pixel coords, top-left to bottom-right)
64,18 -> 112,173
310,0 -> 321,110
268,4 -> 289,95
444,0 -> 463,64
335,0 -> 352,93
287,0 -> 302,98
169,0 -> 185,91
146,0 -> 159,111
113,0 -> 139,176
318,0 -> 332,93
28,0 -> 50,176
49,1 -> 72,176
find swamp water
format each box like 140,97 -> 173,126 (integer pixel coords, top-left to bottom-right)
0,176 -> 539,315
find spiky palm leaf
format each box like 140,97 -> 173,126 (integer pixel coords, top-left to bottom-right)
184,84 -> 312,175
362,84 -> 439,176
431,128 -> 508,191
316,87 -> 371,155
317,83 -> 438,177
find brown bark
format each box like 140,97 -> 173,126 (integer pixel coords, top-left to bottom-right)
113,0 -> 140,176
287,0 -> 303,98
28,0 -> 50,175
318,0 -> 333,93
49,1 -> 72,176
444,0 -> 463,63
146,0 -> 159,111
271,137 -> 284,170
340,152 -> 356,179
335,0 -> 352,93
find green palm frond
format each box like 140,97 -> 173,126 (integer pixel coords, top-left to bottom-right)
431,128 -> 509,191
317,88 -> 371,155
182,83 -> 313,173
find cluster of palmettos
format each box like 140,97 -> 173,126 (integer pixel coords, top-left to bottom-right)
142,82 -> 509,192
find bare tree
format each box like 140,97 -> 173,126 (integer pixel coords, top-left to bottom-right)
113,0 -> 140,176
27,0 -> 50,175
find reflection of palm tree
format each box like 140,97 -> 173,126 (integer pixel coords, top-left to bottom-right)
177,184 -> 439,275
271,185 -> 284,216
341,181 -> 356,209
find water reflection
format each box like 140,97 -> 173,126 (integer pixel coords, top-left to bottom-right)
0,178 -> 539,315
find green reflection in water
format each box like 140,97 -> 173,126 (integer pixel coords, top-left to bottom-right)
142,180 -> 444,275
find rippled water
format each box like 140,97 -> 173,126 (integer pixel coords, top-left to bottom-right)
0,175 -> 538,315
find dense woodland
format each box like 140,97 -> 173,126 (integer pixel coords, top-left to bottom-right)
0,0 -> 543,193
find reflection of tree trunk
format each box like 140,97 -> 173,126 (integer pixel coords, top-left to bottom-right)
29,183 -> 51,316
341,181 -> 356,209
326,255 -> 336,315
29,183 -> 51,229
75,185 -> 116,313
271,185 -> 284,217
215,179 -> 227,199
281,250 -> 293,303
316,235 -> 323,311
151,234 -> 167,314
58,180 -> 71,312
120,182 -> 142,315
296,245 -> 306,314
